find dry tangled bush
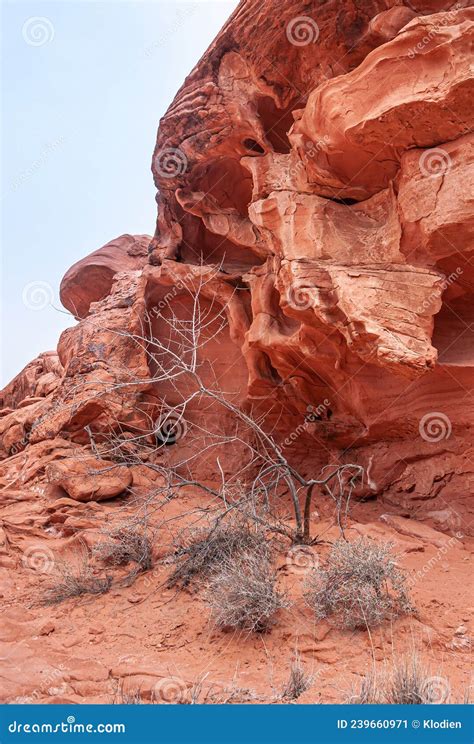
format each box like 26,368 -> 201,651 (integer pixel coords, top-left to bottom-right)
204,547 -> 288,633
167,518 -> 269,589
42,554 -> 112,606
94,525 -> 152,572
304,537 -> 413,630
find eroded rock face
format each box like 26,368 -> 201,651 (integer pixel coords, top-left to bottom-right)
0,0 -> 473,707
145,0 -> 473,522
46,457 -> 132,502
0,352 -> 62,410
290,9 -> 473,198
60,234 -> 150,319
1,0 -> 473,519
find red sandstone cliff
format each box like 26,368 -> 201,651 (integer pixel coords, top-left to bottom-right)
0,0 -> 472,704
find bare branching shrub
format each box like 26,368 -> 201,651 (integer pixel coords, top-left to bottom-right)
94,525 -> 153,572
167,517 -> 268,589
304,538 -> 413,630
281,654 -> 314,700
87,272 -> 364,546
204,547 -> 288,633
42,552 -> 112,606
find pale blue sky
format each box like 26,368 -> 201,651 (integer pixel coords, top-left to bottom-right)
1,0 -> 238,386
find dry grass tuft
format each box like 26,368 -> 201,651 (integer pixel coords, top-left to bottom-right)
385,653 -> 450,704
346,669 -> 384,704
281,654 -> 314,700
94,525 -> 152,572
347,653 -> 452,704
167,517 -> 268,589
304,537 -> 413,630
42,553 -> 111,606
204,545 -> 288,633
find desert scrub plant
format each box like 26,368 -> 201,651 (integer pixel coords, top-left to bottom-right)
167,516 -> 269,589
347,654 -> 453,704
304,537 -> 413,630
94,524 -> 153,572
114,683 -> 145,704
204,546 -> 288,633
386,653 -> 450,704
346,669 -> 384,704
281,653 -> 314,700
42,552 -> 112,606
